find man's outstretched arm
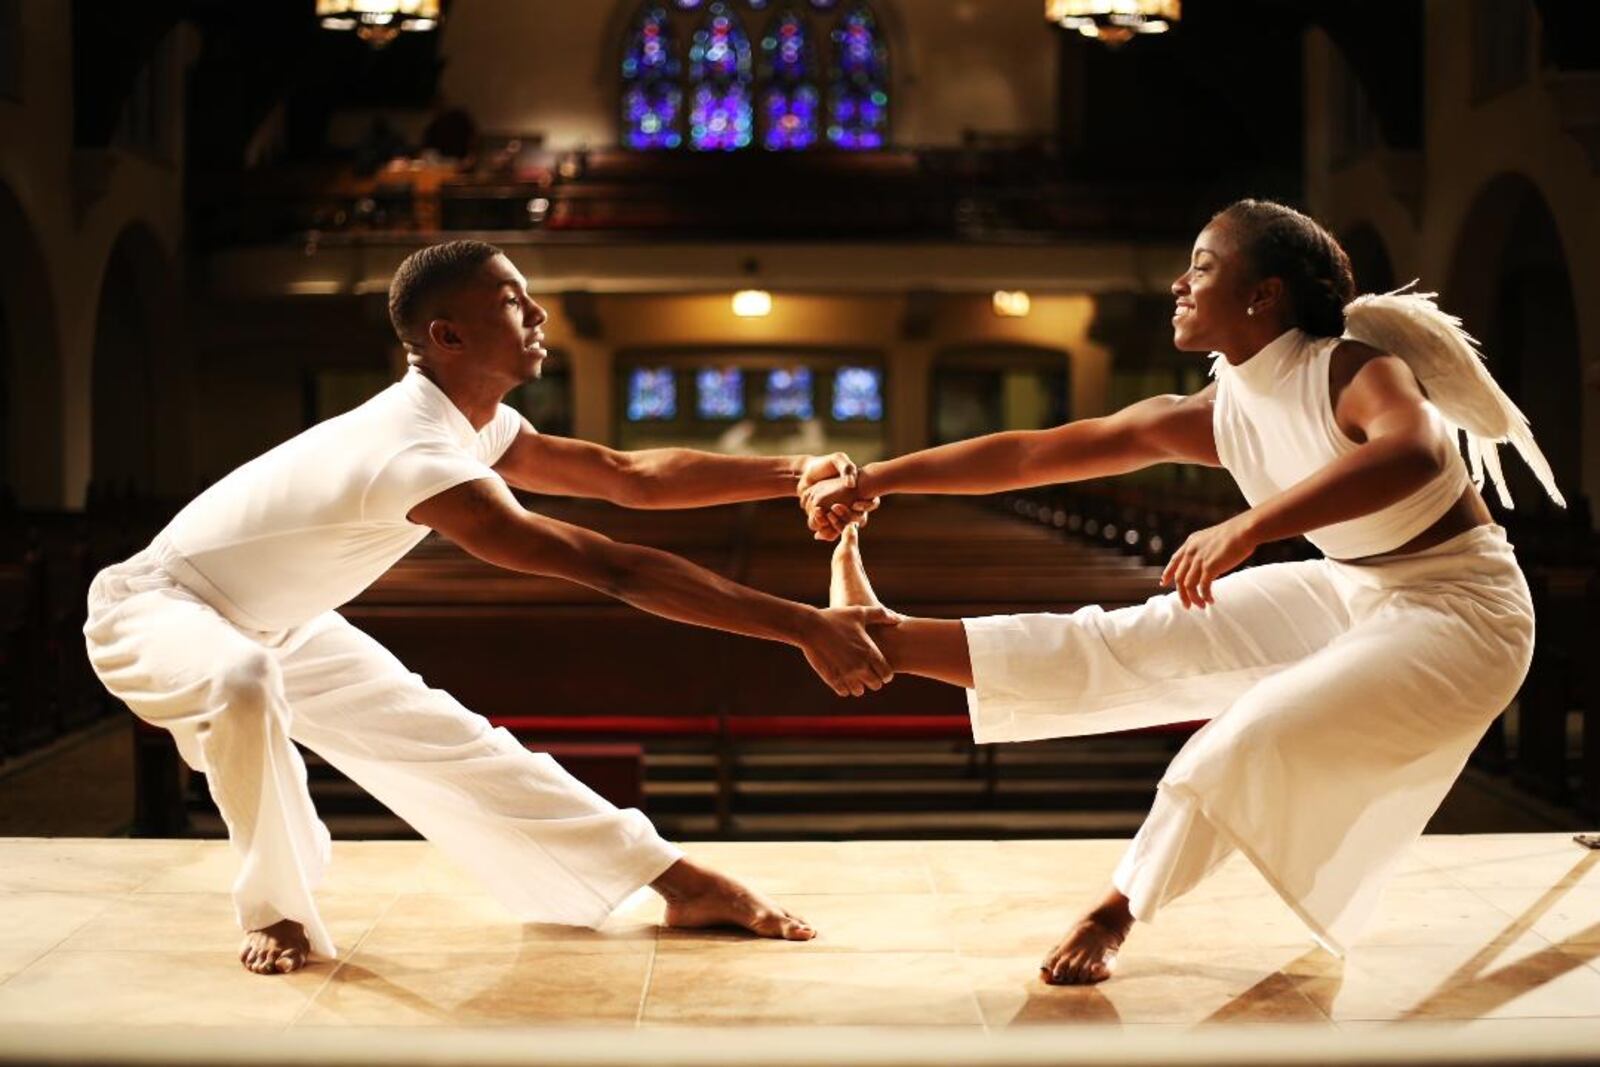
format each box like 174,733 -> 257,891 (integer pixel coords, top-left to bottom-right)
493,426 -> 858,509
408,476 -> 895,697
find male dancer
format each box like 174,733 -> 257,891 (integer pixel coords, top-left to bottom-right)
85,240 -> 895,974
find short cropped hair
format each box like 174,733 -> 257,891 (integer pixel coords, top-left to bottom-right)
1212,200 -> 1356,338
387,240 -> 504,352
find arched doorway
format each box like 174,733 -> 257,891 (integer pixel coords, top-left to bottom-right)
89,223 -> 186,501
1340,221 -> 1396,296
1445,174 -> 1582,513
0,180 -> 64,508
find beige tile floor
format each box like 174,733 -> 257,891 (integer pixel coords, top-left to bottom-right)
0,834 -> 1597,1032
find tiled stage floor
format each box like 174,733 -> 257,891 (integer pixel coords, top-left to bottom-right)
0,835 -> 1597,1033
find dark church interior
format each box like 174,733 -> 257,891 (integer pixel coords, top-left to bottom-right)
2,0 -> 1599,1057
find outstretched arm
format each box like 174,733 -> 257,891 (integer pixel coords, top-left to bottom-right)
494,426 -> 856,509
408,476 -> 894,696
1162,351 -> 1455,608
802,387 -> 1219,538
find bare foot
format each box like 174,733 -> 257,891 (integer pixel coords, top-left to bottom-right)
239,918 -> 311,975
1041,895 -> 1134,985
830,523 -> 883,609
653,858 -> 816,941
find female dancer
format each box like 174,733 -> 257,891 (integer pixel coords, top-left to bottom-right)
804,199 -> 1561,984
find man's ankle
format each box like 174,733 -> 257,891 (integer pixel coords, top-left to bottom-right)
650,857 -> 707,901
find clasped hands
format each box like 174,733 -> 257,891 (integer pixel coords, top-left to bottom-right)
797,452 -> 879,542
793,453 -> 893,699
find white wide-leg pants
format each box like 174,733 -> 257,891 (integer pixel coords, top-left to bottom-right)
83,542 -> 683,959
962,524 -> 1534,954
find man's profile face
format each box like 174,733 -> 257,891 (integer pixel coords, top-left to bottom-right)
432,254 -> 549,383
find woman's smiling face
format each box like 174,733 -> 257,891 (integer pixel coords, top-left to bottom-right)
1170,218 -> 1255,353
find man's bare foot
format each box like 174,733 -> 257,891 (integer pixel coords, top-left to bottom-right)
830,523 -> 883,609
1041,894 -> 1134,985
239,918 -> 311,975
653,857 -> 815,941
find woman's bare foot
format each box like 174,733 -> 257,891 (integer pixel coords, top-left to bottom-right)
653,857 -> 816,941
1041,892 -> 1134,985
239,918 -> 311,975
830,523 -> 883,609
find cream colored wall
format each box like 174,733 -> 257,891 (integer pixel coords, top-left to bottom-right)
1304,3 -> 1600,516
434,0 -> 1056,149
0,1 -> 191,507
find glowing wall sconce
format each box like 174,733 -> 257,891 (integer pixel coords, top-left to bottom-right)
732,289 -> 773,317
993,290 -> 1032,317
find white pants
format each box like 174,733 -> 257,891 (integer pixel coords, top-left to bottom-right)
83,540 -> 683,958
962,524 -> 1534,954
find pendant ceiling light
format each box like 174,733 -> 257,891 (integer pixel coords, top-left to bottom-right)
1045,0 -> 1180,47
318,0 -> 442,49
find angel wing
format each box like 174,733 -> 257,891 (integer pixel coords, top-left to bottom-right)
1342,284 -> 1565,509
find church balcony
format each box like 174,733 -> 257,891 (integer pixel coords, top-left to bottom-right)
193,146 -> 1198,299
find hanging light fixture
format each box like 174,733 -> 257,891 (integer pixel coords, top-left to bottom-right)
1045,0 -> 1180,47
318,0 -> 442,49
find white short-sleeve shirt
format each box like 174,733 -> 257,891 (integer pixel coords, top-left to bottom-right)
157,368 -> 527,631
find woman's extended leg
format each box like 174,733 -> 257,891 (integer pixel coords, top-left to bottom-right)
825,521 -> 1366,985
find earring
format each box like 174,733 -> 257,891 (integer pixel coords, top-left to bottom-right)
1246,306 -> 1255,316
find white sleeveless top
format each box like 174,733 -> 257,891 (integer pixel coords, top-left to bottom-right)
1211,329 -> 1470,560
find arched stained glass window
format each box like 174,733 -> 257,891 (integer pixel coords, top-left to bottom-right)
688,2 -> 754,150
621,6 -> 684,149
828,3 -> 888,149
620,0 -> 887,151
760,8 -> 819,149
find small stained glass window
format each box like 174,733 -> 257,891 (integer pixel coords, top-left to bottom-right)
763,368 -> 814,419
627,368 -> 679,420
831,366 -> 883,421
688,2 -> 754,150
696,368 -> 746,419
828,4 -> 888,150
622,7 -> 684,150
760,9 -> 819,149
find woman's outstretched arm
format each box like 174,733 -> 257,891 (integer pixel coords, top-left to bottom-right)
803,385 -> 1219,538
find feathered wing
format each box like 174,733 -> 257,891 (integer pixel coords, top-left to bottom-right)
1341,285 -> 1566,509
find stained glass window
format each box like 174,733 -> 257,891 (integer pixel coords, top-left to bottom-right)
688,3 -> 754,150
759,8 -> 819,149
627,368 -> 678,420
622,7 -> 684,150
831,366 -> 883,421
620,1 -> 886,151
696,368 -> 745,419
828,4 -> 887,149
763,368 -> 814,419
